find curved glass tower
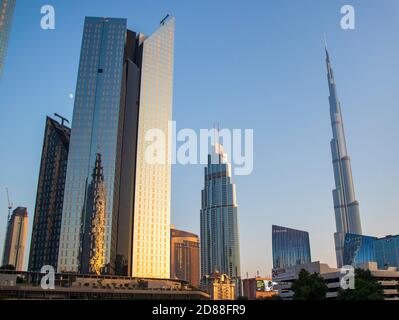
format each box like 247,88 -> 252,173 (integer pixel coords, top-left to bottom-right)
325,47 -> 362,268
272,225 -> 311,270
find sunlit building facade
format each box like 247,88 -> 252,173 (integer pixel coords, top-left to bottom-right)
171,228 -> 200,287
0,0 -> 16,78
200,144 -> 241,293
202,272 -> 236,300
58,16 -> 175,278
272,225 -> 311,270
81,153 -> 107,275
131,17 -> 174,279
2,207 -> 28,271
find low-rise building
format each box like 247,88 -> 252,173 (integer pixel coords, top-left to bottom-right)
273,261 -> 399,300
359,262 -> 399,300
0,271 -> 210,300
202,272 -> 235,300
242,277 -> 278,300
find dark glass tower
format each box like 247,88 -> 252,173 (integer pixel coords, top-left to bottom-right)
325,46 -> 362,268
200,144 -> 241,293
272,225 -> 311,270
28,116 -> 70,272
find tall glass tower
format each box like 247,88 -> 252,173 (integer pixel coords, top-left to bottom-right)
0,0 -> 16,78
58,16 -> 174,278
325,46 -> 362,268
200,144 -> 241,292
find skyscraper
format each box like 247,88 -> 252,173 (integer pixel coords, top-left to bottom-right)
325,46 -> 362,268
0,0 -> 16,78
200,144 -> 241,293
2,207 -> 28,270
171,227 -> 200,288
272,225 -> 311,270
29,116 -> 70,272
58,16 -> 174,278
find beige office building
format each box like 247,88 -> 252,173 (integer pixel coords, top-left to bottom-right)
2,207 -> 28,271
171,227 -> 200,287
203,272 -> 236,300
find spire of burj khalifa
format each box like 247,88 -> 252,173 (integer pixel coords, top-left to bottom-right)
325,45 -> 362,268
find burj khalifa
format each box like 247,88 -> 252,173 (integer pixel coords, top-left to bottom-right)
325,46 -> 362,268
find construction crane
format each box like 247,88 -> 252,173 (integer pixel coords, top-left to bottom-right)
5,188 -> 12,222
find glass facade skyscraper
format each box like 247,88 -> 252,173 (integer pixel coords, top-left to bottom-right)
200,144 -> 241,292
0,0 -> 16,78
325,47 -> 362,268
272,225 -> 311,270
131,18 -> 174,279
58,16 -> 174,278
343,234 -> 399,270
374,235 -> 399,270
29,116 -> 70,272
343,233 -> 377,268
58,17 -> 128,275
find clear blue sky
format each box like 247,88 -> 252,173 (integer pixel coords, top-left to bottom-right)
0,0 -> 398,276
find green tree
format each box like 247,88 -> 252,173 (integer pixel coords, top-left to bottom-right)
291,269 -> 328,300
0,264 -> 15,271
338,269 -> 384,300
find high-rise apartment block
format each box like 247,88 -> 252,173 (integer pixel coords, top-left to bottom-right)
29,116 -> 70,272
